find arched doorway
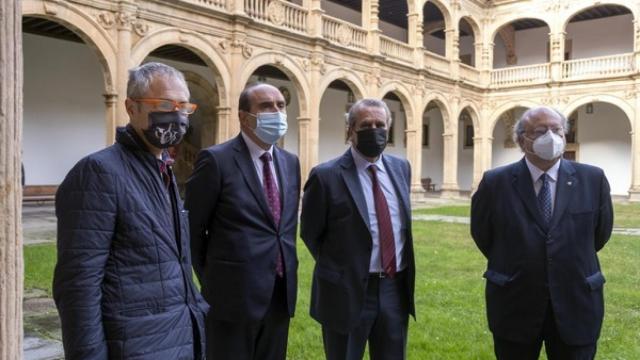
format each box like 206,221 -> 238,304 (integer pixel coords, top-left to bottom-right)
459,17 -> 478,67
491,106 -> 528,168
381,92 -> 408,159
318,80 -> 363,163
566,102 -> 632,195
22,16 -> 109,198
457,107 -> 476,192
421,101 -> 446,192
422,1 -> 448,56
493,18 -> 550,68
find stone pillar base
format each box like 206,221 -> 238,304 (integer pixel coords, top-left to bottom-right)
628,189 -> 640,202
440,189 -> 460,199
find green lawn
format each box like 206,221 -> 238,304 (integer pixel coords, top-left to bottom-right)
25,221 -> 639,359
413,205 -> 470,217
416,203 -> 640,229
614,203 -> 640,228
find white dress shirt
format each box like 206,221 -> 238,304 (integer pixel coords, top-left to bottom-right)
241,131 -> 279,190
350,147 -> 406,272
525,157 -> 561,213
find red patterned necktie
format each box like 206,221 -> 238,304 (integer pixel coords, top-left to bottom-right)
368,165 -> 396,278
260,152 -> 284,277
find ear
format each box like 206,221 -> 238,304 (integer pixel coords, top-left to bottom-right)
125,98 -> 136,117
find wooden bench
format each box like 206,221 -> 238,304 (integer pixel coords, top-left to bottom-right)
23,185 -> 57,204
421,178 -> 436,192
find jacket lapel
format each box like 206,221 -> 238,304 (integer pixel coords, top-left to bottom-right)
232,135 -> 276,228
549,160 -> 576,231
273,146 -> 288,229
339,150 -> 371,231
382,156 -> 411,225
512,158 -> 548,231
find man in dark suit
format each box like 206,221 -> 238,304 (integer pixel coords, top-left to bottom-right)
301,98 -> 415,360
471,106 -> 613,360
185,83 -> 301,360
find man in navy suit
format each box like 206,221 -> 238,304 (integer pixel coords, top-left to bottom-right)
471,106 -> 613,360
185,83 -> 300,360
301,98 -> 415,360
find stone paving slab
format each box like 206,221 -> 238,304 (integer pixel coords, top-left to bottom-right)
24,336 -> 63,360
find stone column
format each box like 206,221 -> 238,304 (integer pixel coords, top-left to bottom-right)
215,106 -> 232,144
228,0 -> 245,14
0,0 -> 24,358
630,96 -> 640,201
115,1 -> 136,126
363,0 -> 381,55
307,0 -> 323,38
549,32 -> 565,82
441,99 -> 460,198
103,93 -> 118,144
298,116 -> 317,185
471,136 -> 492,191
407,12 -> 422,68
446,28 -> 460,80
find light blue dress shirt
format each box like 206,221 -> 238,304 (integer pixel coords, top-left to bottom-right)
350,147 -> 406,272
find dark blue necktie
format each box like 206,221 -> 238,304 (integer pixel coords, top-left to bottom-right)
537,173 -> 552,223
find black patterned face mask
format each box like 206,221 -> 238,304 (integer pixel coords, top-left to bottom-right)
355,128 -> 387,158
142,111 -> 188,149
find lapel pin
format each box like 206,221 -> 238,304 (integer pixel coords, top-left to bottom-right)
567,181 -> 573,186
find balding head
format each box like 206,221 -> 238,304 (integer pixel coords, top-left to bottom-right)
513,106 -> 568,149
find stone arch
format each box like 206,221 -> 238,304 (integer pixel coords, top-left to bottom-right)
318,67 -> 367,100
422,93 -> 452,130
238,51 -> 311,117
378,81 -> 416,129
22,0 -> 117,94
562,2 -> 637,32
489,16 -> 551,45
459,15 -> 481,40
130,27 -> 230,107
459,102 -> 481,134
421,0 -> 453,30
563,95 -> 635,132
488,100 -> 542,135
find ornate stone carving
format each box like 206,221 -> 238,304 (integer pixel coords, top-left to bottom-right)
337,24 -> 352,46
115,12 -> 134,30
300,53 -> 327,74
44,0 -> 62,15
541,96 -> 570,106
133,20 -> 149,36
365,67 -> 382,87
267,0 -> 286,26
545,0 -> 569,13
97,11 -> 115,29
218,40 -> 230,53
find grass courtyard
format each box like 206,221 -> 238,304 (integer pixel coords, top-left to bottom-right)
24,205 -> 640,359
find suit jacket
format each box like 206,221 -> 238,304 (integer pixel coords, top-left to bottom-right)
185,134 -> 301,322
300,149 -> 416,334
471,158 -> 613,345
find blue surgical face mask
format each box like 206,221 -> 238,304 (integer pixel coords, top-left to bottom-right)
249,111 -> 288,145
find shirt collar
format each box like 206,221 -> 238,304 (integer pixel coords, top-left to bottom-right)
350,146 -> 385,174
525,156 -> 561,183
241,130 -> 273,159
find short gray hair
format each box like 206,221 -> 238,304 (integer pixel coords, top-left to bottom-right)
513,106 -> 569,145
127,62 -> 189,98
347,98 -> 392,129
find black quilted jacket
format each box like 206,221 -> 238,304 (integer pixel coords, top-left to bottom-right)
53,125 -> 208,359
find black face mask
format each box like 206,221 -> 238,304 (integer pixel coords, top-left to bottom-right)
355,128 -> 387,158
142,111 -> 188,149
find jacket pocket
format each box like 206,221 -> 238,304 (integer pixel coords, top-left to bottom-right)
316,264 -> 343,284
483,269 -> 518,287
585,271 -> 606,291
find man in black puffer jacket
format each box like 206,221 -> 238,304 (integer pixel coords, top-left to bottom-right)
53,62 -> 208,359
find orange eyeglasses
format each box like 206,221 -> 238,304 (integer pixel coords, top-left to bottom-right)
131,98 -> 198,114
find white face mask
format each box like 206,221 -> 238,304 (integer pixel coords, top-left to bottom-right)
527,130 -> 565,161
